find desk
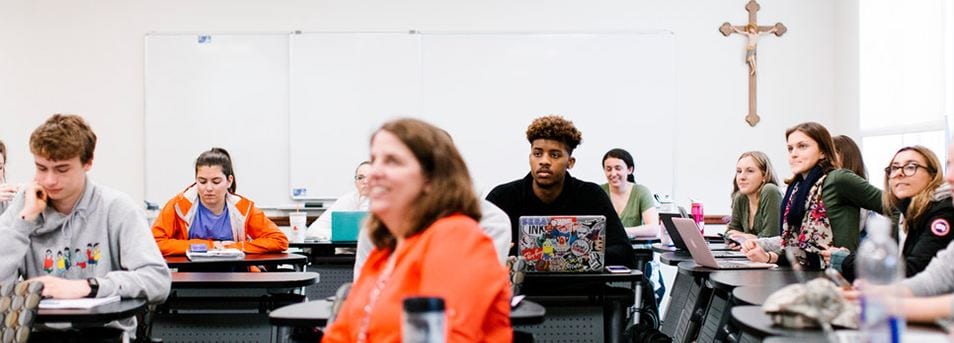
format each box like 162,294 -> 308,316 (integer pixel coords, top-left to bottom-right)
732,286 -> 778,306
171,272 -> 319,289
520,271 -> 642,343
36,299 -> 148,324
165,253 -> 308,271
268,299 -> 546,328
289,240 -> 357,256
268,299 -> 546,342
289,241 -> 357,300
652,242 -> 730,254
155,272 -> 318,342
707,270 -> 824,292
631,237 -> 661,245
660,252 -> 693,266
269,299 -> 332,328
699,269 -> 821,343
730,305 -> 827,341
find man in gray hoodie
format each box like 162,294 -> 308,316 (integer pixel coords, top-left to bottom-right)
0,114 -> 171,339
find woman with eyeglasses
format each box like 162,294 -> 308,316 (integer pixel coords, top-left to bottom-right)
306,161 -> 371,240
838,145 -> 954,281
741,122 -> 883,269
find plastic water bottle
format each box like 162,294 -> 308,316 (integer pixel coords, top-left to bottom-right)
655,195 -> 676,244
855,216 -> 904,343
403,297 -> 446,343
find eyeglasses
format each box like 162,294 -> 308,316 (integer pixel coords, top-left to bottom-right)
884,163 -> 934,177
354,175 -> 368,181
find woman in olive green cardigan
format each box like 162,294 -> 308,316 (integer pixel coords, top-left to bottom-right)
742,123 -> 882,269
726,151 -> 782,241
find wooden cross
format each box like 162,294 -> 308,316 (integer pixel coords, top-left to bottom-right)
720,0 -> 787,127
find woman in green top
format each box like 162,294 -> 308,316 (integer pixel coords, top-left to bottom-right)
726,151 -> 782,242
741,122 -> 883,270
600,148 -> 658,238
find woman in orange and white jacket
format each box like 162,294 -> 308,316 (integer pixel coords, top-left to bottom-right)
151,148 -> 288,256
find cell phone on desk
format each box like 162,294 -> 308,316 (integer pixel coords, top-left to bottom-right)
719,233 -> 745,247
510,294 -> 526,309
606,265 -> 632,274
189,243 -> 208,253
825,268 -> 852,290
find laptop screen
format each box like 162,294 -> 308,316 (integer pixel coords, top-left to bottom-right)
331,211 -> 367,242
517,215 -> 606,272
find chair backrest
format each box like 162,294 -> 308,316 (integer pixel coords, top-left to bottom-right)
326,282 -> 353,325
507,256 -> 525,296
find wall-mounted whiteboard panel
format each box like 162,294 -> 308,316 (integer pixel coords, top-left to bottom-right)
420,33 -> 676,195
145,33 -> 289,205
288,33 -> 422,199
288,32 -> 676,199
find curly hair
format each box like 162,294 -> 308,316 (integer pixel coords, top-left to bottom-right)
526,115 -> 583,154
30,114 -> 97,164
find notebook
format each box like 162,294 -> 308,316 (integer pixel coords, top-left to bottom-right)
672,217 -> 775,270
518,215 -> 606,273
660,212 -> 745,258
331,211 -> 367,242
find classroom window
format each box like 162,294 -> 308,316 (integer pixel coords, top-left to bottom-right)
858,0 -> 953,180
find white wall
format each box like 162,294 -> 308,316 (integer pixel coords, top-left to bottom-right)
0,0 -> 847,214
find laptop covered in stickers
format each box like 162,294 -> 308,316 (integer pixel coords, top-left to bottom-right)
517,215 -> 606,273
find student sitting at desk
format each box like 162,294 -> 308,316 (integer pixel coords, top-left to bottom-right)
151,147 -> 288,256
839,146 -> 954,281
0,114 -> 171,338
833,134 -> 882,237
306,161 -> 370,240
742,122 -> 882,269
725,151 -> 781,242
0,139 -> 21,215
842,140 -> 954,324
600,148 -> 659,238
322,118 -> 510,342
486,115 -> 636,268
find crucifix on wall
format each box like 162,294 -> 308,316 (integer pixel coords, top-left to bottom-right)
720,0 -> 786,127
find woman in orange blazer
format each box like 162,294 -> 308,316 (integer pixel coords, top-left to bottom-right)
322,118 -> 511,342
151,147 -> 288,256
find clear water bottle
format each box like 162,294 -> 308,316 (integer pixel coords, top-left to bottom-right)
402,297 -> 446,343
855,216 -> 904,343
655,194 -> 677,245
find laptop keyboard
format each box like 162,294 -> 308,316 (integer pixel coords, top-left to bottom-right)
717,261 -> 754,269
712,251 -> 745,258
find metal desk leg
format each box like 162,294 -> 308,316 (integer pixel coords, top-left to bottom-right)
605,299 -> 626,343
632,280 -> 643,326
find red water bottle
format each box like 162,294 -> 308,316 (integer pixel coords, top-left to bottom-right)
691,201 -> 705,234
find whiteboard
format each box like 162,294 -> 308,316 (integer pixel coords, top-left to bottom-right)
288,33 -> 422,200
289,32 -> 676,200
145,33 -> 290,205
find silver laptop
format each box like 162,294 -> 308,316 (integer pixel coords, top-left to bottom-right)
672,217 -> 775,270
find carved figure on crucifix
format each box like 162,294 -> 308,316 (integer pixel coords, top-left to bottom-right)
719,0 -> 787,127
731,23 -> 779,76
